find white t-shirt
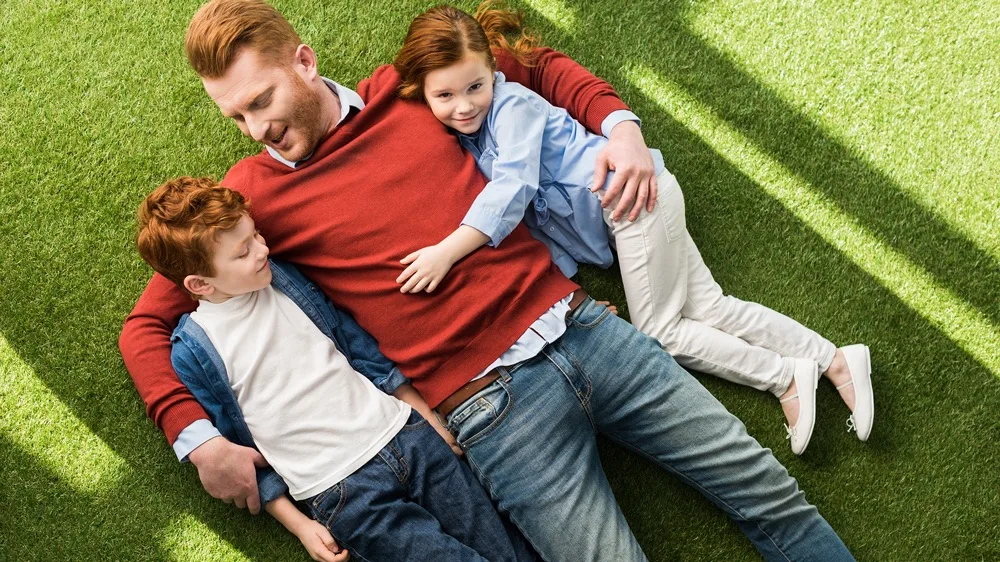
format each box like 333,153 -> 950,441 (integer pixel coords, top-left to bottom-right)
189,286 -> 410,500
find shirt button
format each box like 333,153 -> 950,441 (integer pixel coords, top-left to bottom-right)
549,227 -> 555,231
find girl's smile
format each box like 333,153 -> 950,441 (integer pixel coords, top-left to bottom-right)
422,52 -> 494,134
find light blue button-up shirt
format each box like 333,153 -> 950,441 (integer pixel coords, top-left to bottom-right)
458,72 -> 665,278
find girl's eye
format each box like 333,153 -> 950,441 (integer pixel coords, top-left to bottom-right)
469,83 -> 481,91
438,92 -> 452,99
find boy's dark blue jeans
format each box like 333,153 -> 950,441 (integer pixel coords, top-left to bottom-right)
305,410 -> 535,562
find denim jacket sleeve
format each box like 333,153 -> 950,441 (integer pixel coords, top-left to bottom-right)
461,90 -> 548,247
170,331 -> 290,506
326,296 -> 408,395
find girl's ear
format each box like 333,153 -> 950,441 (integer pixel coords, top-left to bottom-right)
183,274 -> 215,298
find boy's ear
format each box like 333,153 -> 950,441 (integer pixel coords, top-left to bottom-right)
183,274 -> 215,298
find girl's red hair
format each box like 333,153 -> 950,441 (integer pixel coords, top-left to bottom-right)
393,2 -> 540,100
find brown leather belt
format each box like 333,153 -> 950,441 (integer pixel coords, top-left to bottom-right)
435,289 -> 589,419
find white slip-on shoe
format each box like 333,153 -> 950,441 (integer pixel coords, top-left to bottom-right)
838,344 -> 874,441
780,358 -> 820,456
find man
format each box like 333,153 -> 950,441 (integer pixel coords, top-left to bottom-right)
120,1 -> 854,560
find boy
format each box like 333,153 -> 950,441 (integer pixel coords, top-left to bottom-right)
136,176 -> 531,561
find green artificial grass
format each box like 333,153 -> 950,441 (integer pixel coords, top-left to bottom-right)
2,0 -> 998,559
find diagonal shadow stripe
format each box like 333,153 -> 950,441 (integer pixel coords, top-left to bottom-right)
535,0 -> 999,328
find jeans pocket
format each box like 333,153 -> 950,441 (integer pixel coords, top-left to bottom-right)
568,298 -> 612,329
308,482 -> 346,528
446,378 -> 512,448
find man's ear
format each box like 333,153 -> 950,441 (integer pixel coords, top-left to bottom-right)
183,274 -> 215,298
292,44 -> 319,82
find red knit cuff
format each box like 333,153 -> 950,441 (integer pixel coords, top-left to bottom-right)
585,96 -> 631,136
160,399 -> 211,446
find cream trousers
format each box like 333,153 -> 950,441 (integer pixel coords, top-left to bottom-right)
603,169 -> 836,397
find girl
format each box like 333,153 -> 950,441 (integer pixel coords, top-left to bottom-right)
392,3 -> 873,455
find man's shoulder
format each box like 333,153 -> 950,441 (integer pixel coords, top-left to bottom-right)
221,151 -> 276,194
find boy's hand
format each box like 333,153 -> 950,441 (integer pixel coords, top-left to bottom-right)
397,244 -> 455,293
427,411 -> 464,456
592,120 -> 658,222
294,520 -> 349,562
188,436 -> 269,514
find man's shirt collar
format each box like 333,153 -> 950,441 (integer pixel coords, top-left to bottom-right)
266,77 -> 365,168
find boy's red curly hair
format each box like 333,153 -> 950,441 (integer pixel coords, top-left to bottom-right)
136,176 -> 248,295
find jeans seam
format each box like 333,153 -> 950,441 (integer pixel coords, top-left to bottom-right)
601,433 -> 795,561
544,346 -> 596,429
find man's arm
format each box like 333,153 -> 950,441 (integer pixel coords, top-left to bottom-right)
119,272 -> 264,513
495,47 -> 659,221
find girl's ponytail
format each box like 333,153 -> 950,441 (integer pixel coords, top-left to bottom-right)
474,2 -> 540,67
394,2 -> 542,100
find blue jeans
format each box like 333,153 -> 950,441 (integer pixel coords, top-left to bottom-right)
445,298 -> 854,562
305,411 -> 535,562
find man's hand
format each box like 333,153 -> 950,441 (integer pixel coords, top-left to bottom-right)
294,519 -> 350,562
397,244 -> 456,293
187,436 -> 269,514
594,300 -> 619,316
592,121 -> 658,222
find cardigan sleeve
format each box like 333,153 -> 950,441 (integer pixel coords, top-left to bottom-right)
494,47 -> 630,136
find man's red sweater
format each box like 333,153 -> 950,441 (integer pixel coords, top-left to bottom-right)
120,49 -> 630,444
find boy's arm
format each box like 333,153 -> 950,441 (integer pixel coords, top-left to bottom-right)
393,384 -> 463,456
266,496 -> 348,562
495,47 -> 658,221
120,272 -> 264,513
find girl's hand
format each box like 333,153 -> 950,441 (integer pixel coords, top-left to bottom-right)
397,245 -> 455,293
295,520 -> 348,562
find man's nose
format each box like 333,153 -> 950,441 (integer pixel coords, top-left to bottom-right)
246,115 -> 269,142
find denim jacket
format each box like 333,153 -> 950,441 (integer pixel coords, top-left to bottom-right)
169,259 -> 407,505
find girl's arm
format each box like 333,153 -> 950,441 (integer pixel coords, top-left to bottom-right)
396,226 -> 489,293
396,93 -> 547,293
266,497 -> 348,562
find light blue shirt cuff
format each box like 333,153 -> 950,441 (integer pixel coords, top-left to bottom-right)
173,419 -> 223,462
461,210 -> 509,247
601,110 -> 641,138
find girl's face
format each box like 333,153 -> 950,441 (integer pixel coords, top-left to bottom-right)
422,51 -> 494,134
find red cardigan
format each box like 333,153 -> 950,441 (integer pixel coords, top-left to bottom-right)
120,49 -> 630,444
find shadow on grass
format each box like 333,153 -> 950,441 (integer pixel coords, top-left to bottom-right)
552,0 -> 999,328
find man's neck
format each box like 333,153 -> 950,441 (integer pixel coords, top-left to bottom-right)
319,81 -> 342,137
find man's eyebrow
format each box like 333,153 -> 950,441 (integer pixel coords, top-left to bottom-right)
247,86 -> 275,109
221,86 -> 274,118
